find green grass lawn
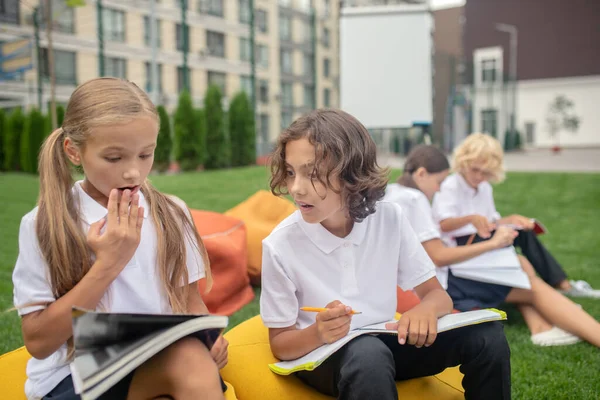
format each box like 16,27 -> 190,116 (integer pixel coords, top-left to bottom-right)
1,168 -> 599,399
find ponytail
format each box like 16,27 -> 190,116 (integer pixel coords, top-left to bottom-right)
36,128 -> 92,299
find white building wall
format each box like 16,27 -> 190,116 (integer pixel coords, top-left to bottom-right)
518,75 -> 600,148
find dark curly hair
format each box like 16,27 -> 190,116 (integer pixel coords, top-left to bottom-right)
270,109 -> 389,222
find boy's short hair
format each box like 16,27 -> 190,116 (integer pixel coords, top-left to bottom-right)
270,109 -> 389,222
452,133 -> 505,183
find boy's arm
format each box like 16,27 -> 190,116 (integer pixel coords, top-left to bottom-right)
269,302 -> 352,361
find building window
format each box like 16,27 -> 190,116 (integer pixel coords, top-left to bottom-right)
208,70 -> 227,94
175,23 -> 189,52
279,14 -> 291,41
481,109 -> 498,137
41,49 -> 76,85
322,27 -> 330,48
144,62 -> 163,93
207,31 -> 225,58
259,79 -> 269,103
240,75 -> 252,97
199,0 -> 224,17
280,49 -> 293,74
323,88 -> 331,107
303,53 -> 313,77
143,16 -> 161,48
0,0 -> 19,25
323,0 -> 330,18
301,20 -> 312,44
40,2 -> 74,34
257,44 -> 269,68
239,0 -> 251,24
104,57 -> 127,79
103,8 -> 125,42
481,59 -> 496,83
297,0 -> 311,13
281,82 -> 293,107
279,0 -> 292,7
303,84 -> 314,109
323,58 -> 330,78
259,113 -> 269,142
240,37 -> 251,62
256,10 -> 268,33
177,66 -> 191,93
281,111 -> 293,129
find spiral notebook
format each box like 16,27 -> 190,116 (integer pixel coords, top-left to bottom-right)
269,308 -> 507,375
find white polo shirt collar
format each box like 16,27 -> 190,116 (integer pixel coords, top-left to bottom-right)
455,172 -> 478,196
296,211 -> 368,254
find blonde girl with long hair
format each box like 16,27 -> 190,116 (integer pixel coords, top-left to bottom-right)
12,78 -> 228,400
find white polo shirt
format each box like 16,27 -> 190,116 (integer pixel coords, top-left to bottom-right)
260,201 -> 436,331
432,173 -> 501,242
12,181 -> 204,400
383,184 -> 451,288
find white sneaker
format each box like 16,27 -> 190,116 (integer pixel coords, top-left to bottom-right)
559,280 -> 600,299
531,327 -> 582,347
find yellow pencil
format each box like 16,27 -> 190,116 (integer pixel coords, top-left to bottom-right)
300,307 -> 362,315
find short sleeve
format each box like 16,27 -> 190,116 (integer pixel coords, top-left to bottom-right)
395,206 -> 437,290
12,213 -> 56,316
485,183 -> 501,221
170,196 -> 205,284
409,194 -> 441,243
432,183 -> 459,223
259,241 -> 299,328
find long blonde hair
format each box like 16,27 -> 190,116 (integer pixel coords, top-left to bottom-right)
36,77 -> 211,314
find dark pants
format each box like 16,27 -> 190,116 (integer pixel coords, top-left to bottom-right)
456,230 -> 567,287
296,321 -> 511,400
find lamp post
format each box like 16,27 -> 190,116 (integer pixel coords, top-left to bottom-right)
495,23 -> 517,150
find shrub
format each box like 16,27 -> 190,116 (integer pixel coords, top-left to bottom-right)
204,84 -> 229,169
228,91 -> 256,166
154,105 -> 173,172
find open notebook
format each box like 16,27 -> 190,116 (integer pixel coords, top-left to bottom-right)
449,246 -> 531,289
269,308 -> 506,375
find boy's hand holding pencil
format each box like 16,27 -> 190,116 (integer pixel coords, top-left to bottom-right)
305,300 -> 354,345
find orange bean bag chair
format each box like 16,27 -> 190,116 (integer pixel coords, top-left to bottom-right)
190,209 -> 255,316
225,190 -> 297,286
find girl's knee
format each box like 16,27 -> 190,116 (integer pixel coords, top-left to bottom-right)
162,337 -> 222,393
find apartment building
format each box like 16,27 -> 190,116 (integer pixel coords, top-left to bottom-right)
0,0 -> 339,154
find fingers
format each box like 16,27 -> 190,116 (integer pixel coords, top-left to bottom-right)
88,217 -> 107,238
414,319 -> 428,348
326,300 -> 342,309
396,316 -> 410,345
106,189 -> 119,226
324,320 -> 352,344
129,193 -> 140,230
119,189 -> 131,221
318,304 -> 351,321
425,319 -> 437,347
137,207 -> 144,233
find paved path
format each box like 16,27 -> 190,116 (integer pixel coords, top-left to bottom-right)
379,148 -> 600,173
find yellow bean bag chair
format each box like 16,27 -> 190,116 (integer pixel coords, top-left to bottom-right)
221,315 -> 465,400
0,347 -> 238,399
225,190 -> 297,286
